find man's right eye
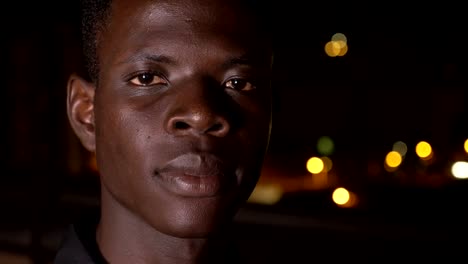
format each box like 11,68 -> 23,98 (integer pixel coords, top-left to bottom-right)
129,73 -> 167,86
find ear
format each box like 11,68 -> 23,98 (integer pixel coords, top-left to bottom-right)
67,73 -> 96,152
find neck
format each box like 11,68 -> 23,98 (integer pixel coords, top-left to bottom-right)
96,187 -> 233,264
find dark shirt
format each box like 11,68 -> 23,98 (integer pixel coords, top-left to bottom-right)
54,214 -> 108,264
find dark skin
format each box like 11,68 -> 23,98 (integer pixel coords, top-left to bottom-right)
67,0 -> 272,263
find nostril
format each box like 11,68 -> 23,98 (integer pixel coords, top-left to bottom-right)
174,121 -> 190,130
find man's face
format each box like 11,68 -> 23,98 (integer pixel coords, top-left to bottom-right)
92,0 -> 272,237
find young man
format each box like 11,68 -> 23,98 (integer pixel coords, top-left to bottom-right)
55,0 -> 273,263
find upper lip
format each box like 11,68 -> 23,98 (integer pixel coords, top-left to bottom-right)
158,152 -> 227,177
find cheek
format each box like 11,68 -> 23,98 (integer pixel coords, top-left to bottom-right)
94,104 -> 160,200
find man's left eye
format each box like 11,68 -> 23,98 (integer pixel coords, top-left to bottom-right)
224,78 -> 255,91
129,73 -> 167,86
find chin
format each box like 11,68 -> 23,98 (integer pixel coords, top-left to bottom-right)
160,198 -> 238,239
164,216 -> 232,239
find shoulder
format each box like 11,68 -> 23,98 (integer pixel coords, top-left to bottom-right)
53,224 -> 96,264
54,213 -> 107,264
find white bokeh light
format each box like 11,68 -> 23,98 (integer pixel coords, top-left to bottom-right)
451,161 -> 468,179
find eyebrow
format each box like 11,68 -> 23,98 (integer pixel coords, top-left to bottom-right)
118,53 -> 176,65
222,56 -> 255,70
118,53 -> 264,70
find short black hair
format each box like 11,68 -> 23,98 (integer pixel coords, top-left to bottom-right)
79,0 -> 272,83
80,0 -> 111,82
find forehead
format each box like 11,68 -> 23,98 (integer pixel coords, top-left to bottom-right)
107,0 -> 263,35
97,0 -> 271,72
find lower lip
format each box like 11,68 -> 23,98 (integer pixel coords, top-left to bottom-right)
155,172 -> 223,197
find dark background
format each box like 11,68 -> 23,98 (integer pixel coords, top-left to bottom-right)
1,1 -> 468,263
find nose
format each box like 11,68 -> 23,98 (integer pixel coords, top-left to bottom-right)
165,85 -> 231,138
167,110 -> 230,137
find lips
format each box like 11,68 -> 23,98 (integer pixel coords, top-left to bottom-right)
154,153 -> 232,197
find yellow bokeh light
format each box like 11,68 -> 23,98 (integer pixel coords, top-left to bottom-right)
416,141 -> 432,159
334,40 -> 347,49
338,43 -> 348,56
385,151 -> 402,168
325,40 -> 348,57
306,157 -> 324,174
464,139 -> 468,153
332,41 -> 342,50
325,41 -> 340,57
326,33 -> 348,57
332,187 -> 350,205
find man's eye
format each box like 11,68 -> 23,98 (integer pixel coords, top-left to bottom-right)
129,73 -> 167,86
224,78 -> 255,91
